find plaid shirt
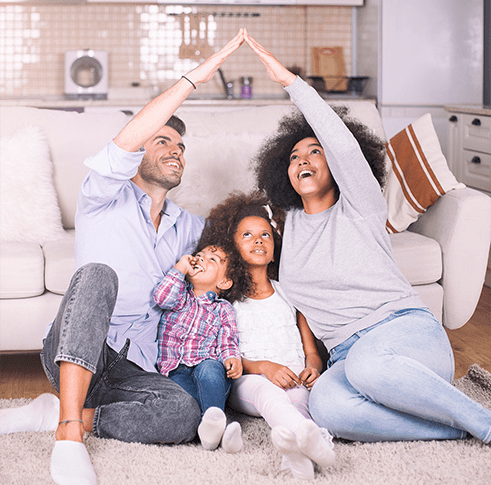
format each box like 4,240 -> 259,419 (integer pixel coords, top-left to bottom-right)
154,268 -> 240,376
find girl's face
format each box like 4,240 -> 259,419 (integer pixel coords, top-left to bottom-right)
287,137 -> 334,200
234,216 -> 275,268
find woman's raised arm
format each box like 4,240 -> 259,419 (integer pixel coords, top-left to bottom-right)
244,30 -> 296,87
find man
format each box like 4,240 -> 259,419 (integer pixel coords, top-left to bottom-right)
1,30 -> 245,485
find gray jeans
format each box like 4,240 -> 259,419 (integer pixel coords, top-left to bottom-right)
40,263 -> 201,444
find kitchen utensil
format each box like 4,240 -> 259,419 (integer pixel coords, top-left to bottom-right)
197,13 -> 213,59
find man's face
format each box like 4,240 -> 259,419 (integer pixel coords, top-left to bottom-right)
138,125 -> 186,191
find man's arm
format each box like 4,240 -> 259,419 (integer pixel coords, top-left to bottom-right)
114,30 -> 245,153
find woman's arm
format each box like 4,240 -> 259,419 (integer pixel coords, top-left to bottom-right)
297,312 -> 323,390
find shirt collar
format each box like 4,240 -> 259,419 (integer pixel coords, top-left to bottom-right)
129,181 -> 182,222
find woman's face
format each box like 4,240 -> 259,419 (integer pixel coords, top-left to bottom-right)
234,216 -> 275,268
287,137 -> 334,200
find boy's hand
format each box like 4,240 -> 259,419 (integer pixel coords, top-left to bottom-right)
225,358 -> 243,379
298,366 -> 321,391
175,254 -> 201,277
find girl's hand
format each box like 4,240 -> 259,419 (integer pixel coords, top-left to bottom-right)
243,29 -> 297,87
184,29 -> 245,88
262,362 -> 301,390
225,358 -> 243,379
299,366 -> 321,391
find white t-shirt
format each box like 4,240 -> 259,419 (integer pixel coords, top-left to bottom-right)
233,280 -> 305,368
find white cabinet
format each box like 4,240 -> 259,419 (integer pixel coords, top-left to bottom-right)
448,109 -> 491,195
447,106 -> 491,287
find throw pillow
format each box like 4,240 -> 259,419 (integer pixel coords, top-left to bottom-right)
0,124 -> 67,245
384,113 -> 465,233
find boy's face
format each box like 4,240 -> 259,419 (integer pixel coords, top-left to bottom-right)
188,246 -> 232,294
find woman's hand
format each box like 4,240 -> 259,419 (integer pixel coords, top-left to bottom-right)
225,358 -> 243,379
261,361 -> 301,390
299,366 -> 321,391
184,29 -> 245,87
243,29 -> 297,87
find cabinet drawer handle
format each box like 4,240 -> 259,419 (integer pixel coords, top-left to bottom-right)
471,156 -> 481,164
449,115 -> 458,122
472,118 -> 481,126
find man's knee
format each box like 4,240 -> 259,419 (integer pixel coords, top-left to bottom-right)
75,263 -> 118,292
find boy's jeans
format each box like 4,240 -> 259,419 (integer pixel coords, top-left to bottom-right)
309,308 -> 491,443
169,359 -> 231,415
40,263 -> 201,444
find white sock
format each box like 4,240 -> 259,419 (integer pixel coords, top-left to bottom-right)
0,393 -> 60,434
296,420 -> 336,468
271,426 -> 314,480
198,407 -> 227,451
50,440 -> 98,485
221,421 -> 243,454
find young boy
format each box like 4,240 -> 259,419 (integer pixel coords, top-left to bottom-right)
153,245 -> 243,453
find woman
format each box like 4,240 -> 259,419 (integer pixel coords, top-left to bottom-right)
244,30 -> 491,443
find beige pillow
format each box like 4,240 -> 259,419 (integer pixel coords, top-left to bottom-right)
384,113 -> 465,233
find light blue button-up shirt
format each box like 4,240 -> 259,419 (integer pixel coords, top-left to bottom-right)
73,141 -> 204,372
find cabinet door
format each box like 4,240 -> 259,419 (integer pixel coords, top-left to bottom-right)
463,114 -> 491,155
462,149 -> 491,193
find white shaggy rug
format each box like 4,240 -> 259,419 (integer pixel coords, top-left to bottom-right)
1,364 -> 490,485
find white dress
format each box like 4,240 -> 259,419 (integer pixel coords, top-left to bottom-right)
233,280 -> 305,368
229,280 -> 311,430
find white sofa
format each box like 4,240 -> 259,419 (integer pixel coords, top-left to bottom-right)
1,100 -> 490,352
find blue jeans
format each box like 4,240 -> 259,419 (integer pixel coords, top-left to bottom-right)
40,263 -> 201,444
309,308 -> 491,443
169,359 -> 231,415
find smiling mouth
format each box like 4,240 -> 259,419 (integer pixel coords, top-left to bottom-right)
193,264 -> 204,273
298,170 -> 314,179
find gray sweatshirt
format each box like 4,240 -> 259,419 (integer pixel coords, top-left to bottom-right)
279,78 -> 426,351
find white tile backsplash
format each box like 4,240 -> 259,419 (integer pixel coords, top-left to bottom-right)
0,4 -> 352,98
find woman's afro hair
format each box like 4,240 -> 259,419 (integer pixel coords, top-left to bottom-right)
197,190 -> 285,303
253,105 -> 387,210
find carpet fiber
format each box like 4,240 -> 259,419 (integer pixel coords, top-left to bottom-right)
1,364 -> 490,485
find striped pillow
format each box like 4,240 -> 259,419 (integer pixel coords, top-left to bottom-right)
384,113 -> 465,234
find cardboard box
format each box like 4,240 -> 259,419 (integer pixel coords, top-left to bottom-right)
311,47 -> 347,92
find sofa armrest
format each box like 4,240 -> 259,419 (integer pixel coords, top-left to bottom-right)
408,187 -> 491,330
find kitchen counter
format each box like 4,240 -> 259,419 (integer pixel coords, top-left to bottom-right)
0,93 -> 376,110
444,104 -> 491,117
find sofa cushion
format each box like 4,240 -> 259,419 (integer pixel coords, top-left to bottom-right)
0,241 -> 45,298
384,113 -> 465,233
44,230 -> 76,295
0,107 -> 129,230
0,124 -> 67,245
389,231 -> 442,285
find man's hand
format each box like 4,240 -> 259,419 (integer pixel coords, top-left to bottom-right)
299,366 -> 321,391
184,29 -> 245,88
243,29 -> 296,87
225,358 -> 243,379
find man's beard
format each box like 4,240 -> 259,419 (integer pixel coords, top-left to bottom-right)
139,155 -> 182,190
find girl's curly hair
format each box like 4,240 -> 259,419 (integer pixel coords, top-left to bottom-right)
254,106 -> 387,210
197,190 -> 285,304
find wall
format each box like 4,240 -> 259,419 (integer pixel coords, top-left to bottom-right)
0,3 -> 353,98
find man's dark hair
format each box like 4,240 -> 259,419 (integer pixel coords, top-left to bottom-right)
166,115 -> 186,137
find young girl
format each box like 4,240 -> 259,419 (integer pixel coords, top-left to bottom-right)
198,190 -> 335,480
